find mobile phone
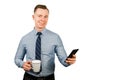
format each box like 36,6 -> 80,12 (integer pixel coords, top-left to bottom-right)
66,49 -> 79,60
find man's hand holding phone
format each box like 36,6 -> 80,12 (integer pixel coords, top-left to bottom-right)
65,49 -> 79,65
65,55 -> 76,65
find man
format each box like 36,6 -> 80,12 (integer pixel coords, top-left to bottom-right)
14,4 -> 76,80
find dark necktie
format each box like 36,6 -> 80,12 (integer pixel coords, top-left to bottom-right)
35,32 -> 42,60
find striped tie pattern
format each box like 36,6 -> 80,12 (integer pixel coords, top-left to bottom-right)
35,32 -> 42,60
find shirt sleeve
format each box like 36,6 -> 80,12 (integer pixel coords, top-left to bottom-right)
55,35 -> 70,67
14,38 -> 26,68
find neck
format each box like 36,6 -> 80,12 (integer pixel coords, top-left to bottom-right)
34,27 -> 45,32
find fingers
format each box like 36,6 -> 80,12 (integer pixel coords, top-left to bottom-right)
65,59 -> 75,64
22,61 -> 32,71
65,55 -> 76,65
67,58 -> 76,61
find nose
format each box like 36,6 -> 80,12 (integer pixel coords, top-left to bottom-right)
40,16 -> 46,21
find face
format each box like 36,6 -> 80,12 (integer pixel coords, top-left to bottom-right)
33,8 -> 49,32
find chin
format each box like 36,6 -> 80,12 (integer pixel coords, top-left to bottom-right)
39,27 -> 44,30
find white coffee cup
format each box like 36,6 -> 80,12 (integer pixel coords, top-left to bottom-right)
32,60 -> 41,72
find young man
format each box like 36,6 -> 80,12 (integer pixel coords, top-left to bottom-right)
14,4 -> 76,80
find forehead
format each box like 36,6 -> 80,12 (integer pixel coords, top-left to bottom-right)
34,8 -> 49,15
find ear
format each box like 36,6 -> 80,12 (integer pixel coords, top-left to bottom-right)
32,15 -> 34,20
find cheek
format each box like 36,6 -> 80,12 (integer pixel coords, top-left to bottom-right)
34,16 -> 40,21
44,19 -> 48,22
35,19 -> 40,23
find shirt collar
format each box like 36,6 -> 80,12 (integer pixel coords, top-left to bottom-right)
33,28 -> 47,36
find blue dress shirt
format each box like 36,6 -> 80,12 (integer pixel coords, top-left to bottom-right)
14,28 -> 69,77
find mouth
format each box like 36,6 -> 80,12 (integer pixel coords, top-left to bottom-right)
38,21 -> 45,25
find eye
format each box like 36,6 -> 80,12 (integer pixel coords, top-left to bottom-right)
44,15 -> 48,18
38,15 -> 42,17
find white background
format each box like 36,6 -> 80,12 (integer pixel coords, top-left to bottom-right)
0,0 -> 120,80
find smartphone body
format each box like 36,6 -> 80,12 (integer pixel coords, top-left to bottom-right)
66,49 -> 79,60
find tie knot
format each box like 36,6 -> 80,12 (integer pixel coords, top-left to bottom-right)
37,32 -> 42,36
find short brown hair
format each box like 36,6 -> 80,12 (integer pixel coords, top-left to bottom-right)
34,4 -> 49,13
